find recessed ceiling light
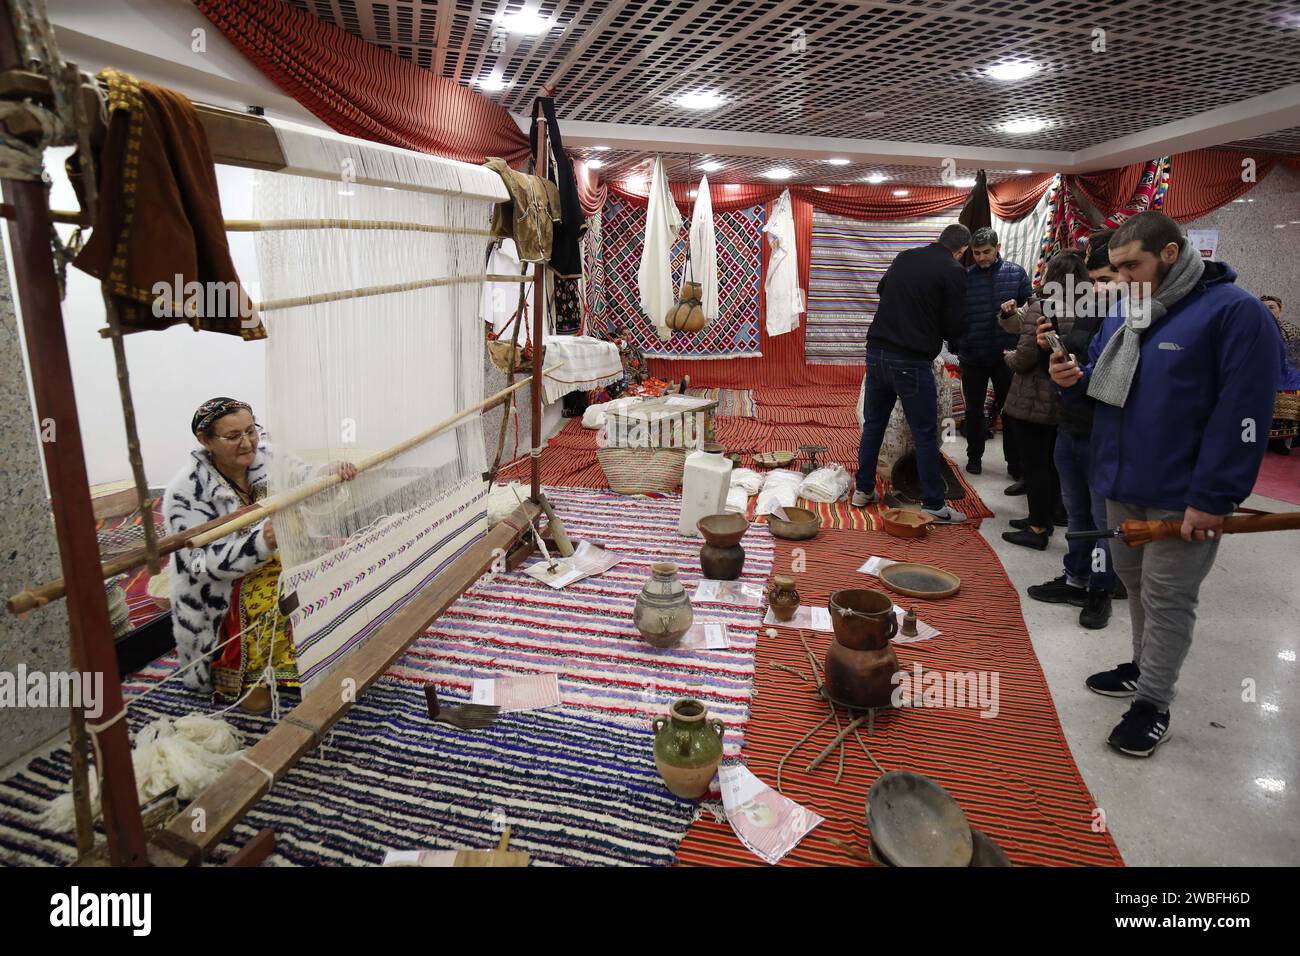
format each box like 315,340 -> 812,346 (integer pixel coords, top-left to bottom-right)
591,145 -> 611,151
676,90 -> 725,110
952,177 -> 977,187
1291,220 -> 1300,224
1015,168 -> 1033,174
1233,198 -> 1247,203
999,118 -> 1048,134
893,189 -> 910,197
699,160 -> 723,172
477,76 -> 510,92
689,189 -> 698,197
1247,198 -> 1255,202
500,12 -> 551,35
986,61 -> 1040,82
825,158 -> 850,166
586,159 -> 603,170
764,167 -> 794,180
1255,777 -> 1286,794
1275,223 -> 1286,228
864,172 -> 887,184
814,186 -> 831,192
1280,649 -> 1296,661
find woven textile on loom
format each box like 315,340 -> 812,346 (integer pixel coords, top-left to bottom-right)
0,488 -> 772,866
805,210 -> 959,364
596,194 -> 764,358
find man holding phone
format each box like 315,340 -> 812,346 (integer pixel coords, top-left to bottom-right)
1049,212 -> 1279,757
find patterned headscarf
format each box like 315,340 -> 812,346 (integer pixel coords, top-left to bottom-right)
191,397 -> 252,436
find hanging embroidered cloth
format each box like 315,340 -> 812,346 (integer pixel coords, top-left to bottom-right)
687,174 -> 720,326
763,188 -> 803,337
639,156 -> 684,341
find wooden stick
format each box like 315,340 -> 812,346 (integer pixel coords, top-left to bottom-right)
806,714 -> 870,772
254,273 -> 530,314
530,110 -> 549,503
186,367 -> 559,550
46,209 -> 496,236
226,828 -> 276,867
537,492 -> 574,557
152,498 -> 540,863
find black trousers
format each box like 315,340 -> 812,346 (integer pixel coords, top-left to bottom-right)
1007,416 -> 1060,529
960,356 -> 1020,476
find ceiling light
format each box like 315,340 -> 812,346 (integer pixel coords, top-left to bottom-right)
625,176 -> 646,190
500,12 -> 551,35
1233,198 -> 1247,203
952,177 -> 977,187
1015,168 -> 1033,174
764,167 -> 794,180
477,76 -> 509,92
825,158 -> 850,166
699,160 -> 723,172
676,90 -> 725,110
892,189 -> 910,197
864,172 -> 887,184
1247,198 -> 1255,202
1255,777 -> 1286,794
1261,701 -> 1280,712
998,118 -> 1048,134
591,145 -> 611,151
814,186 -> 831,192
986,61 -> 1040,82
689,189 -> 698,197
1275,223 -> 1286,228
1280,650 -> 1296,662
586,159 -> 603,170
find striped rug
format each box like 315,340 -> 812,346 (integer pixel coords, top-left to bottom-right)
685,387 -> 756,417
805,210 -> 959,364
675,525 -> 1124,866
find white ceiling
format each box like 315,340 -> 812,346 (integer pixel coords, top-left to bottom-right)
293,1 -> 1300,181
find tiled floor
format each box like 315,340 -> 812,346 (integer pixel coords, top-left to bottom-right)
966,437 -> 1300,866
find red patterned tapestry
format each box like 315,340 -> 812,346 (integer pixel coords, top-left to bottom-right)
593,193 -> 764,359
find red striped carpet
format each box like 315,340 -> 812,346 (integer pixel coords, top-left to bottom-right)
674,525 -> 1123,866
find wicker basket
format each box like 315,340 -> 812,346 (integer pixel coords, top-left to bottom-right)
596,446 -> 686,494
488,339 -> 532,374
1276,391 -> 1300,423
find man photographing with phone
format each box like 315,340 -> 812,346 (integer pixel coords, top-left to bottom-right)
1048,211 -> 1280,758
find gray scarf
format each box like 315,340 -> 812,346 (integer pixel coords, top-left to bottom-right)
1087,240 -> 1205,407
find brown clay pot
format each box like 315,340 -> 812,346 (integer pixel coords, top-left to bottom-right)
697,513 -> 748,580
767,574 -> 800,622
824,588 -> 900,708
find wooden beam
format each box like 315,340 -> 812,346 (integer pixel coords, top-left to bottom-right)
152,498 -> 541,864
193,102 -> 287,171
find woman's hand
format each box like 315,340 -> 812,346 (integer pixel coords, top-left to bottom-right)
1036,315 -> 1054,351
335,462 -> 359,481
263,518 -> 277,550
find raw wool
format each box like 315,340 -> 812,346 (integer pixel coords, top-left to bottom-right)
686,174 -> 720,326
581,396 -> 638,430
487,481 -> 527,525
755,469 -> 804,515
798,464 -> 851,503
41,715 -> 243,833
255,125 -> 494,692
763,188 -> 803,336
639,156 -> 683,341
729,467 -> 766,495
726,485 -> 750,513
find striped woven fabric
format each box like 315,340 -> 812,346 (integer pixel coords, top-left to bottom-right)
97,505 -> 168,630
675,525 -> 1124,866
686,387 -> 756,417
805,210 -> 959,364
0,487 -> 773,867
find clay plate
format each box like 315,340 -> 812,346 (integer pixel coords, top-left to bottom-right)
878,562 -> 961,599
867,770 -> 973,867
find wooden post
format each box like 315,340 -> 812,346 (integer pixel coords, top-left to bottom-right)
530,105 -> 549,503
0,2 -> 147,864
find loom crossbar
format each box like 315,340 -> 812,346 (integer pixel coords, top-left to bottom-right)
150,497 -> 541,865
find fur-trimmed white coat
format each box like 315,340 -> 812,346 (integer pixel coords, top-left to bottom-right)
163,441 -> 275,692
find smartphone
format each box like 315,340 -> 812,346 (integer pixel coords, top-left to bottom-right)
1045,330 -> 1065,356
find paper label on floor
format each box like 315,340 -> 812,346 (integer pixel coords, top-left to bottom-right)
679,621 -> 731,650
857,556 -> 898,576
382,849 -> 459,867
890,605 -> 941,644
762,606 -> 833,631
471,673 -> 561,712
693,580 -> 765,607
719,764 -> 823,865
524,540 -> 624,589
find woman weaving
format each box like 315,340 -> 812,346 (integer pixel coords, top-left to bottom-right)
164,398 -> 357,714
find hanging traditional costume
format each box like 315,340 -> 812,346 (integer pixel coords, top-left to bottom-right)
687,174 -> 720,327
763,188 -> 803,336
639,155 -> 684,341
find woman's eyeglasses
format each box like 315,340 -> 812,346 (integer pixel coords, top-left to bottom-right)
213,424 -> 263,446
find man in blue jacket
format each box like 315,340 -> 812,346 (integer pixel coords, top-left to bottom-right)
1050,211 -> 1280,758
957,228 -> 1032,482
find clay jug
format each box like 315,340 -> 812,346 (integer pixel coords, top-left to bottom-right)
767,574 -> 800,622
824,588 -> 900,708
634,562 -> 693,647
652,697 -> 725,799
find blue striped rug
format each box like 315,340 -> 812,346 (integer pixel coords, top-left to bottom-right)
0,487 -> 772,867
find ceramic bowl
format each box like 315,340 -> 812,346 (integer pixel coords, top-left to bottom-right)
696,512 -> 749,548
767,507 -> 821,540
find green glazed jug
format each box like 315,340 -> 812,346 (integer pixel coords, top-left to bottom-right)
652,697 -> 725,799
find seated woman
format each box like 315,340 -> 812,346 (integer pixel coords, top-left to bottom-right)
164,397 -> 356,714
1262,296 -> 1300,454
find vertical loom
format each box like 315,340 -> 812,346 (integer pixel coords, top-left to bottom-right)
0,0 -> 562,862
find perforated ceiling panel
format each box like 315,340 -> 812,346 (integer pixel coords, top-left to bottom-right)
290,0 -> 1300,158
1223,126 -> 1300,154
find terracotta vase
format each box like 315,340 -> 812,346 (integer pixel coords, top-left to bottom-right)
634,562 -> 693,647
767,574 -> 800,622
697,512 -> 748,580
652,698 -> 725,799
824,588 -> 900,708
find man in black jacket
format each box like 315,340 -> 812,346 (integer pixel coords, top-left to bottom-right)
853,224 -> 970,523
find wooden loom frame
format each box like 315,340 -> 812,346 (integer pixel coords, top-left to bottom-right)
0,2 -> 561,867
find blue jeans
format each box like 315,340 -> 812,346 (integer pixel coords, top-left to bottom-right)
858,348 -> 945,510
1055,429 -> 1116,592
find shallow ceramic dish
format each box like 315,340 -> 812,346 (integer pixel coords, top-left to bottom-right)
878,561 -> 961,599
879,507 -> 935,539
969,827 -> 1011,867
867,770 -> 973,867
767,506 -> 821,540
752,450 -> 796,468
696,512 -> 749,548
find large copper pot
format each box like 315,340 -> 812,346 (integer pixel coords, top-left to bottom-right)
824,588 -> 900,708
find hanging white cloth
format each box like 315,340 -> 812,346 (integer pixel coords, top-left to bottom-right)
482,238 -> 532,334
687,174 -> 720,326
639,155 -> 683,341
763,188 -> 803,337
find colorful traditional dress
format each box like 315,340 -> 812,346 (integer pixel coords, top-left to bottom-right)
1272,317 -> 1300,443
